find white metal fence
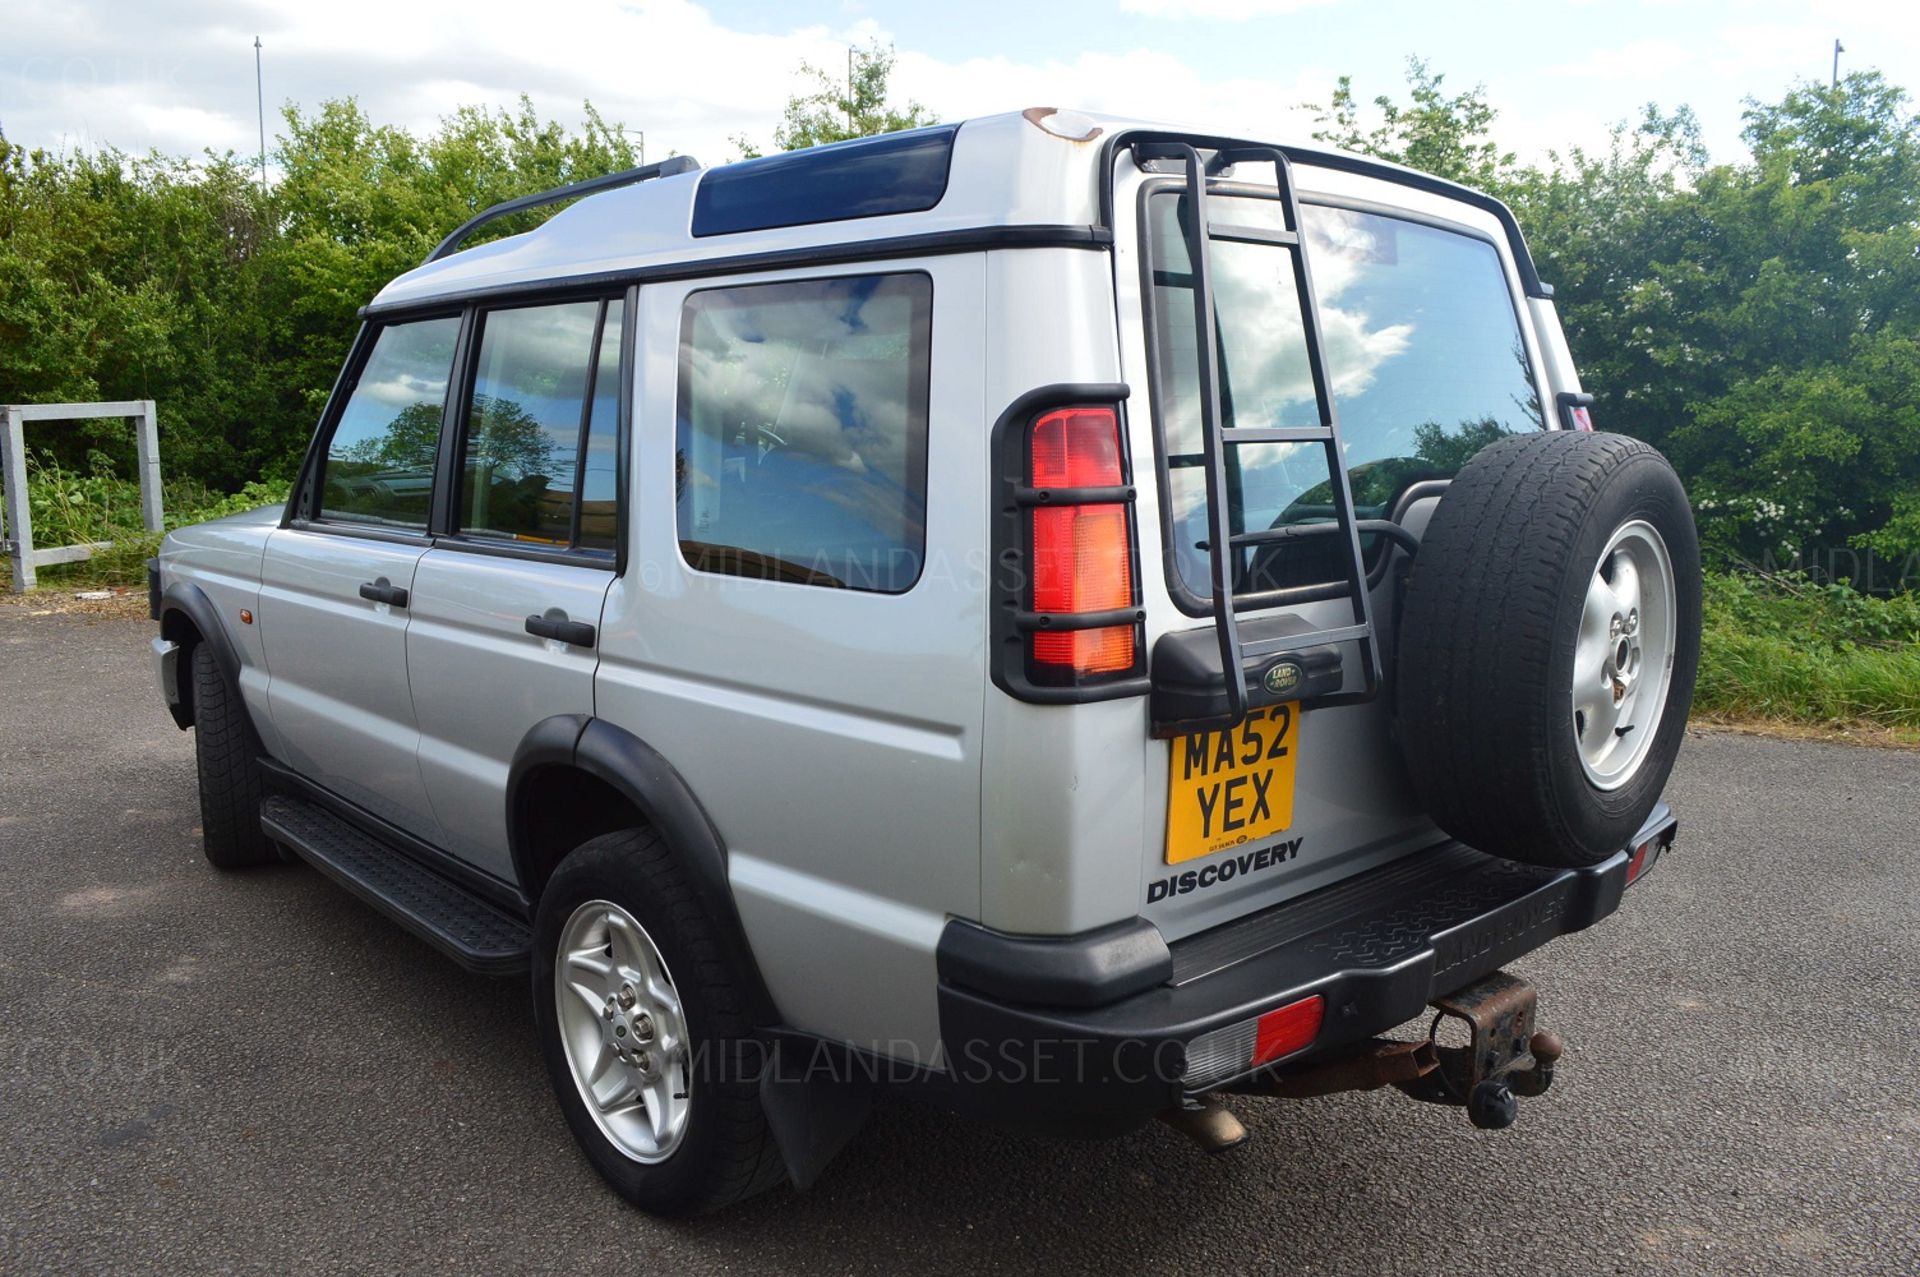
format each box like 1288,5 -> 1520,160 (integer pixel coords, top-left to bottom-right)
0,401 -> 164,592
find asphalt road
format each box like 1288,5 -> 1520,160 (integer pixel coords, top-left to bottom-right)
2,601 -> 1916,1275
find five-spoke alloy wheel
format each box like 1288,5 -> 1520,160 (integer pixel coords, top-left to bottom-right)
554,899 -> 692,1163
1573,520 -> 1678,790
531,827 -> 784,1215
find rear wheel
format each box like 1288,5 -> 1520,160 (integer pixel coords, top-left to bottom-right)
532,828 -> 785,1215
190,643 -> 275,869
1394,431 -> 1700,867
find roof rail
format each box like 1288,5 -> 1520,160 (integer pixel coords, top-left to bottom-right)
424,154 -> 703,265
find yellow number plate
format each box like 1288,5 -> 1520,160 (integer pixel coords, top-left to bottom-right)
1165,703 -> 1299,865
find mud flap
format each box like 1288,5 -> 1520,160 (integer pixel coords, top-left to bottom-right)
758,1048 -> 874,1191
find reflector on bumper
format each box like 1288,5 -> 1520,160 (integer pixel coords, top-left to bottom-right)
1181,994 -> 1324,1089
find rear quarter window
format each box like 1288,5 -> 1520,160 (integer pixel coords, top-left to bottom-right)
674,273 -> 932,593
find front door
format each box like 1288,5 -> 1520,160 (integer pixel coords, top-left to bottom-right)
260,314 -> 462,840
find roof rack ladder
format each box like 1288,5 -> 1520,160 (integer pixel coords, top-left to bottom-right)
1132,140 -> 1384,728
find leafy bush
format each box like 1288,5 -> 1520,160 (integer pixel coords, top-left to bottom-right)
1,456 -> 287,589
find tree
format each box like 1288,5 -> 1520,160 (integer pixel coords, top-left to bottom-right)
1307,62 -> 1920,570
0,96 -> 640,493
734,41 -> 936,158
1309,58 -> 1515,192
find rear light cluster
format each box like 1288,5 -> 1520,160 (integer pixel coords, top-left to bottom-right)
1020,405 -> 1143,684
1180,993 -> 1325,1090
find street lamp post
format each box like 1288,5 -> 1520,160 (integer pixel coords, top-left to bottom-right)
254,36 -> 268,196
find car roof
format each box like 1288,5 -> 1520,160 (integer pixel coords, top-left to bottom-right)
367,109 -> 1539,314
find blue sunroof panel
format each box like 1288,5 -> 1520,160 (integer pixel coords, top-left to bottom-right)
691,125 -> 960,237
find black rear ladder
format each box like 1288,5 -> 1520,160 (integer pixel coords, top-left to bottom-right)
1133,139 -> 1384,730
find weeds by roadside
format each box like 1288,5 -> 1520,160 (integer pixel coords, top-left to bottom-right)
0,451 -> 286,591
1696,569 -> 1920,740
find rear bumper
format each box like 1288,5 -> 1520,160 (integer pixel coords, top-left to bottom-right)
934,807 -> 1675,1120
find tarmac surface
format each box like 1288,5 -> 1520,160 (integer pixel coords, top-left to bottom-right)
2,600 -> 1916,1274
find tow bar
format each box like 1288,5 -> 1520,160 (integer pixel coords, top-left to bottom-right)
1220,969 -> 1562,1132
1392,970 -> 1562,1129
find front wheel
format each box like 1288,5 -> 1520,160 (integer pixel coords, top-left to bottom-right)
531,828 -> 785,1216
190,643 -> 275,869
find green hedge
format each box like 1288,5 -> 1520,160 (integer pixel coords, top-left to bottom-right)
1696,571 -> 1920,730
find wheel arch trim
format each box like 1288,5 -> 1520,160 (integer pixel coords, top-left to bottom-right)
157,580 -> 243,730
507,714 -> 779,1025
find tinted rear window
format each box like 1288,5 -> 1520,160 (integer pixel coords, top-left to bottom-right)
1146,193 -> 1542,602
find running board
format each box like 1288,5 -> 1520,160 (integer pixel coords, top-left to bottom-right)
260,794 -> 532,975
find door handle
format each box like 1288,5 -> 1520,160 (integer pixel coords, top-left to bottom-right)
525,611 -> 596,648
358,578 -> 410,608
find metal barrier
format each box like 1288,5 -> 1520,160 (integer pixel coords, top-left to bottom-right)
1,401 -> 163,592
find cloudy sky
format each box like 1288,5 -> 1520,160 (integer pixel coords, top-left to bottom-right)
5,1 -> 1915,170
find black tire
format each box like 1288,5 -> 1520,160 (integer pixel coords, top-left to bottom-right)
190,642 -> 275,869
532,828 -> 785,1216
1394,431 -> 1700,867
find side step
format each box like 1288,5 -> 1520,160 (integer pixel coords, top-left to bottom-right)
260,794 -> 533,975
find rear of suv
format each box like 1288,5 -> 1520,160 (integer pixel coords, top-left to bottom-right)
148,110 -> 1698,1215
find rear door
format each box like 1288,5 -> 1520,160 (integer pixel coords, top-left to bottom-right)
1112,150 -> 1554,938
260,315 -> 460,839
406,294 -> 626,881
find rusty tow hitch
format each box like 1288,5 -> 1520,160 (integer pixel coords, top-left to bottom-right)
1216,969 -> 1563,1133
1392,970 -> 1562,1129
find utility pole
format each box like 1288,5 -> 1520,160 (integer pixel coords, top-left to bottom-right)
254,36 -> 268,196
846,46 -> 854,133
1831,38 -> 1844,89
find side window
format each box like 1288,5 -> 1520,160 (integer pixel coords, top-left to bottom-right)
320,317 -> 460,530
460,299 -> 618,549
675,273 -> 931,593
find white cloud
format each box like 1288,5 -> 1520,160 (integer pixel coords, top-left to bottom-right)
1553,40 -> 1695,80
0,0 -> 1344,167
1119,0 -> 1336,18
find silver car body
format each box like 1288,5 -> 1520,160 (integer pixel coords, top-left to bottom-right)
155,110 -> 1588,1063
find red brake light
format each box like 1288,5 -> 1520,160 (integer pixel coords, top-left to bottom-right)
1251,995 -> 1324,1067
1031,407 -> 1122,489
1571,405 -> 1594,432
1027,407 -> 1137,676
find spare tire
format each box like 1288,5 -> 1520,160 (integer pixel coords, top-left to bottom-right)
1394,430 -> 1700,867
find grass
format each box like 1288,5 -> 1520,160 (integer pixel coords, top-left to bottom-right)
1696,569 -> 1920,743
0,450 -> 287,591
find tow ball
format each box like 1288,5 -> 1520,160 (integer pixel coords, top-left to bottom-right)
1393,970 -> 1562,1130
1185,969 -> 1564,1148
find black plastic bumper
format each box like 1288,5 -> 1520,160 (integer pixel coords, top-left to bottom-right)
934,807 -> 1675,1120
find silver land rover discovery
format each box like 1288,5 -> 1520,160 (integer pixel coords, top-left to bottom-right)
148,109 -> 1698,1215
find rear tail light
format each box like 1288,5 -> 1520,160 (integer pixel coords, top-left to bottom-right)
1022,406 -> 1141,682
1570,405 -> 1594,432
1181,994 -> 1326,1089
